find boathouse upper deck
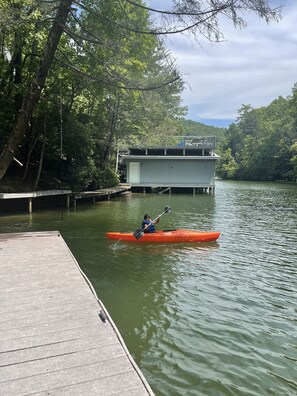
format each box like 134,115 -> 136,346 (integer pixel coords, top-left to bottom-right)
126,136 -> 217,157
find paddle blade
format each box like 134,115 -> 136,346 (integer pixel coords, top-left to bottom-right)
164,205 -> 171,213
133,229 -> 144,239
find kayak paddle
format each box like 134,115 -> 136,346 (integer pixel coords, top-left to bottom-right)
133,205 -> 171,240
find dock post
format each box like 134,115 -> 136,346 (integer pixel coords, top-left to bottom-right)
66,194 -> 70,208
28,198 -> 32,213
93,196 -> 96,204
193,188 -> 195,196
73,198 -> 76,208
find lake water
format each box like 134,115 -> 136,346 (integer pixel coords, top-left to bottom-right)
1,180 -> 297,396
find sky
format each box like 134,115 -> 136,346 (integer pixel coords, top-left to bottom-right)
159,1 -> 297,128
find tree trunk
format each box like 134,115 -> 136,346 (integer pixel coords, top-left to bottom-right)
22,131 -> 39,181
33,139 -> 46,190
0,0 -> 73,180
102,96 -> 120,169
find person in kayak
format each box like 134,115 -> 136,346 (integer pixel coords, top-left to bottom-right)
142,214 -> 160,233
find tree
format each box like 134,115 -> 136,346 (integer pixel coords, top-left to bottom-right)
219,87 -> 297,182
217,148 -> 238,179
290,142 -> 297,180
289,84 -> 297,180
0,0 -> 283,182
0,0 -> 73,180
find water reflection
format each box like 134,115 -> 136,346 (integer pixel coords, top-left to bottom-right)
108,240 -> 220,254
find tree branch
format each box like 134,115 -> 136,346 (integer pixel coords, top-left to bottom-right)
55,55 -> 181,91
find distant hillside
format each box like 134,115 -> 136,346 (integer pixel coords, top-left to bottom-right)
180,118 -> 226,143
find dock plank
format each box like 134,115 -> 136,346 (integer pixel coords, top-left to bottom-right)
0,231 -> 154,395
25,372 -> 149,396
0,324 -> 113,353
0,359 -> 135,396
0,345 -> 121,382
1,333 -> 122,366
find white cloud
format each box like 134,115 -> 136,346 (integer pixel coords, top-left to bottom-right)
165,1 -> 297,125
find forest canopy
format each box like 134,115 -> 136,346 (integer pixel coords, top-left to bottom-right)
0,0 -> 285,191
217,84 -> 297,182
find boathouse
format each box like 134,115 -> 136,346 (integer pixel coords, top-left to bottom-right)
120,136 -> 220,194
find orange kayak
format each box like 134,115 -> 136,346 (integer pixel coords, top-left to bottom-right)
106,229 -> 220,243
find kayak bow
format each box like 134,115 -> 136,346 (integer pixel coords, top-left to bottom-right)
106,229 -> 220,243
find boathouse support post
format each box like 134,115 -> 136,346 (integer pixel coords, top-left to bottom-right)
66,194 -> 70,208
28,198 -> 32,213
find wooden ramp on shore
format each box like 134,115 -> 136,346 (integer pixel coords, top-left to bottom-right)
0,231 -> 154,396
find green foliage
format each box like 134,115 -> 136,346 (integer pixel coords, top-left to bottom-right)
96,167 -> 119,189
216,148 -> 238,179
290,142 -> 297,180
0,0 -> 186,190
219,90 -> 297,181
0,0 -> 290,188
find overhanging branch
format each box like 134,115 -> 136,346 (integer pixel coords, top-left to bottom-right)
55,55 -> 181,91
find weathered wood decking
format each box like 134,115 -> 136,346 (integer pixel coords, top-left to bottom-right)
73,184 -> 131,206
0,190 -> 72,213
0,184 -> 131,213
0,231 -> 153,396
0,183 -> 131,213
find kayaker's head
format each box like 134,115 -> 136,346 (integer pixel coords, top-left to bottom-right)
144,214 -> 151,220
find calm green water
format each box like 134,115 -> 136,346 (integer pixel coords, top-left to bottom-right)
1,180 -> 297,396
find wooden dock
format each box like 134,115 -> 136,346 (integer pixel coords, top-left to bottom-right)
73,184 -> 131,206
0,189 -> 72,213
0,231 -> 154,396
0,184 -> 131,213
